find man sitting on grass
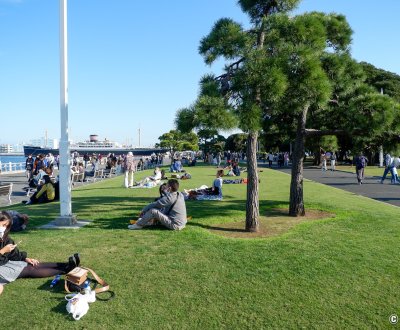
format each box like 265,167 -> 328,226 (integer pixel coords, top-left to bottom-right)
128,179 -> 187,231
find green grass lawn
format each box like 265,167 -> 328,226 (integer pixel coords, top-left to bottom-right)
1,165 -> 400,329
335,165 -> 390,178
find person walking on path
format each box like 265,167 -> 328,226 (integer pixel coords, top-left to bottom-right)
379,153 -> 395,184
25,155 -> 34,181
390,156 -> 400,184
330,152 -> 337,171
320,148 -> 327,172
123,152 -> 136,188
355,153 -> 368,185
268,153 -> 274,168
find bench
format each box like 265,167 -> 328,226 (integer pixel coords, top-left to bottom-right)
0,183 -> 13,204
86,169 -> 104,182
103,167 -> 117,179
72,172 -> 85,185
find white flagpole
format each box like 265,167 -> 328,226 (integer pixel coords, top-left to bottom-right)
379,88 -> 384,167
57,0 -> 75,225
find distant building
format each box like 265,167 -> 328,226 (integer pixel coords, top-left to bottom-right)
0,144 -> 13,153
12,143 -> 24,153
29,137 -> 59,149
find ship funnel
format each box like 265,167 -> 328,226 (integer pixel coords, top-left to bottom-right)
89,135 -> 98,142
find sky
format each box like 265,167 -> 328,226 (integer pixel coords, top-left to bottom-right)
1,0 -> 399,147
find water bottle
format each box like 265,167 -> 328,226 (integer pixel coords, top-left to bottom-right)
83,280 -> 91,295
50,274 -> 61,288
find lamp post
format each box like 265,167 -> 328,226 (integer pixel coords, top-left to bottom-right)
379,88 -> 384,167
56,0 -> 76,225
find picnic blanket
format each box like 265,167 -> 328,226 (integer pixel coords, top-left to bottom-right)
196,195 -> 223,201
130,181 -> 162,189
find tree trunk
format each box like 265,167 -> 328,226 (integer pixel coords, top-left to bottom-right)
289,106 -> 309,217
245,131 -> 260,232
243,19 -> 265,232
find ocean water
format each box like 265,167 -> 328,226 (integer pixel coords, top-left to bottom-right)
0,155 -> 26,163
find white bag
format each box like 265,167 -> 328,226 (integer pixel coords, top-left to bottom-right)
65,291 -> 96,320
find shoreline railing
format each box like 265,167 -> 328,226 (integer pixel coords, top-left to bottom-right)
0,162 -> 26,174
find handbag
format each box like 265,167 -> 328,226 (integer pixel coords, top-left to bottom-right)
65,267 -> 110,294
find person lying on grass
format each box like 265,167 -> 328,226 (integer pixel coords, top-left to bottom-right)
3,211 -> 29,232
184,169 -> 224,200
0,211 -> 80,296
134,167 -> 162,187
128,179 -> 187,231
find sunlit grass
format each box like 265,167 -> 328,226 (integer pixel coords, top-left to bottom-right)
1,165 -> 399,328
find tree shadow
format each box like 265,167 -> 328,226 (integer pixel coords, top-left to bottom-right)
187,200 -> 290,232
188,222 -> 248,233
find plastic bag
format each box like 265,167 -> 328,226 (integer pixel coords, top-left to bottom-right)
65,291 -> 96,320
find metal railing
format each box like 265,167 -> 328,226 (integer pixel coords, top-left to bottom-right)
0,162 -> 26,174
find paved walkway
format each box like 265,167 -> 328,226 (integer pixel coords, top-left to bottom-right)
0,172 -> 32,206
272,165 -> 400,208
0,170 -> 112,207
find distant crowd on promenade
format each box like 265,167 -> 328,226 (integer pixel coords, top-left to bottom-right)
21,151 -> 167,205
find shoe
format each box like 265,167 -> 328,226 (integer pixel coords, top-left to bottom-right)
73,253 -> 80,267
67,256 -> 76,272
128,224 -> 143,230
25,200 -> 32,205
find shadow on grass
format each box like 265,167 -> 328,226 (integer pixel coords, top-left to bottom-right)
189,222 -> 247,233
187,200 -> 290,232
191,204 -> 334,239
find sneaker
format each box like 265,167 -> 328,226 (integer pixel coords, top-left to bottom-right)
73,253 -> 80,267
128,224 -> 143,230
25,200 -> 32,205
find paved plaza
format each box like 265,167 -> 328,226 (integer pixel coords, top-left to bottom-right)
275,166 -> 400,208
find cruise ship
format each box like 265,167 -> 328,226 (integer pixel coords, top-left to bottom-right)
23,135 -> 167,157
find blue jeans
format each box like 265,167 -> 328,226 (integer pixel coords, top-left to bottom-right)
381,167 -> 395,182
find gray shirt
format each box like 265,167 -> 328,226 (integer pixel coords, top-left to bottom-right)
142,191 -> 187,227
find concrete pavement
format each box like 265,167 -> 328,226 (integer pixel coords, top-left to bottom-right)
274,165 -> 400,208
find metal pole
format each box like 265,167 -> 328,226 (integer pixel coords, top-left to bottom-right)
379,88 -> 384,167
56,0 -> 75,225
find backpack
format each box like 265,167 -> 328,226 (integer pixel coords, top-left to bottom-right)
356,156 -> 366,169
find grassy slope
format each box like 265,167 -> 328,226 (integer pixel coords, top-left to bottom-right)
1,166 -> 399,329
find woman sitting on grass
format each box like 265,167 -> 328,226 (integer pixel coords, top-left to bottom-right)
184,170 -> 224,200
24,175 -> 55,205
0,212 -> 80,296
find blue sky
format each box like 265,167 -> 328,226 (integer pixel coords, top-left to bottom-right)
1,0 -> 399,147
